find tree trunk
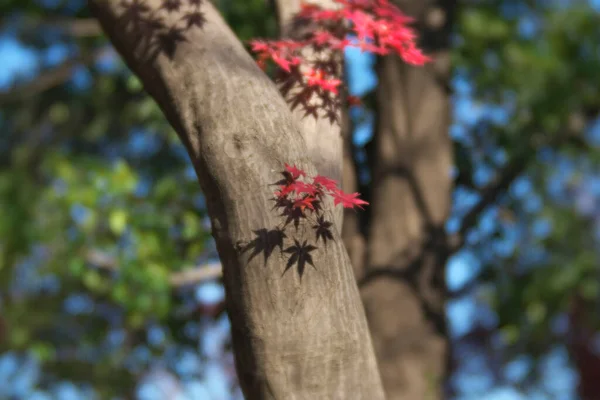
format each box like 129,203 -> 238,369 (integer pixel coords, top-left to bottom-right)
274,0 -> 344,230
352,1 -> 456,398
88,1 -> 384,399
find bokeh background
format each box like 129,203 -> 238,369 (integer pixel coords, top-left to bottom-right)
1,0 -> 600,399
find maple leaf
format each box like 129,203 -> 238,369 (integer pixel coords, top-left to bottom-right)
274,183 -> 295,198
284,164 -> 306,179
313,175 -> 339,191
331,189 -> 369,209
249,0 -> 432,112
250,40 -> 270,53
304,68 -> 342,94
321,79 -> 342,95
312,30 -> 337,46
272,53 -> 293,72
283,239 -> 318,277
248,0 -> 434,121
293,196 -> 316,211
256,58 -> 268,70
293,181 -> 319,196
398,43 -> 431,65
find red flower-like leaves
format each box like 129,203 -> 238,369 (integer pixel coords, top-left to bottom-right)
274,164 -> 369,225
250,0 -> 431,120
252,165 -> 369,276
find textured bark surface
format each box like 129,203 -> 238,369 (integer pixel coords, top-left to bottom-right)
353,1 -> 456,399
274,0 -> 344,229
88,1 -> 384,399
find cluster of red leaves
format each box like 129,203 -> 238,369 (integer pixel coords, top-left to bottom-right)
274,164 -> 368,228
250,0 -> 430,116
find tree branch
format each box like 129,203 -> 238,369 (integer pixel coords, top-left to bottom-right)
457,150 -> 530,239
85,249 -> 222,288
452,117 -> 590,253
14,17 -> 103,37
40,18 -> 102,36
0,48 -> 109,105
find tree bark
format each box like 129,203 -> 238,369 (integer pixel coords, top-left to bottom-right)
355,1 -> 456,399
88,1 -> 384,399
274,0 -> 344,229
272,0 -> 342,182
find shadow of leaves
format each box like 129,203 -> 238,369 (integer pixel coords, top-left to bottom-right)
312,216 -> 333,245
239,228 -> 287,266
117,0 -> 206,62
283,239 -> 317,278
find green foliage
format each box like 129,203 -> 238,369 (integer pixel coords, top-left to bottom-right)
0,0 -> 275,395
450,0 -> 600,391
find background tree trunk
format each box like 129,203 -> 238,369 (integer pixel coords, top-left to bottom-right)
88,1 -> 384,399
345,1 -> 456,398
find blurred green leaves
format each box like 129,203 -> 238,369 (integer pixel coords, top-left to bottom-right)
0,0 -> 275,394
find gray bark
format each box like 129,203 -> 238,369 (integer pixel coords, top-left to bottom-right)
88,0 -> 384,399
274,0 -> 344,230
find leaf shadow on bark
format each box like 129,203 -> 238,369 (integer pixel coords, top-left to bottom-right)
238,228 -> 287,266
237,174 -> 337,279
115,0 -> 207,62
283,239 -> 318,278
262,10 -> 343,125
275,61 -> 342,125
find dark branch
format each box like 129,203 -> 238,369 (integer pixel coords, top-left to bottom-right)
452,117 -> 592,253
0,48 -> 108,105
15,17 -> 103,37
457,151 -> 530,239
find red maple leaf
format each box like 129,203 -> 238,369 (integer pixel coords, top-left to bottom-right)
331,189 -> 369,209
293,196 -> 317,211
250,40 -> 270,53
249,0 -> 431,120
284,164 -> 306,179
313,175 -> 339,191
274,183 -> 295,198
304,68 -> 342,94
293,181 -> 319,196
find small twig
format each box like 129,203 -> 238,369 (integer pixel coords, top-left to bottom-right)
169,262 -> 223,287
5,17 -> 103,37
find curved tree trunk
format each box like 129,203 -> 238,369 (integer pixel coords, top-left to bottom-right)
350,1 -> 456,398
88,1 -> 384,399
